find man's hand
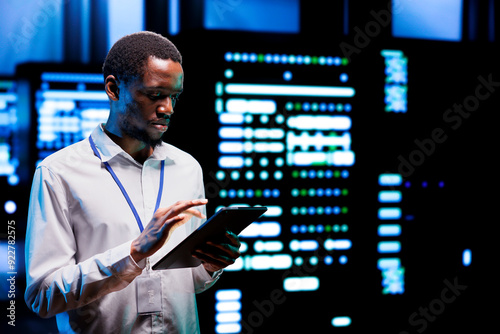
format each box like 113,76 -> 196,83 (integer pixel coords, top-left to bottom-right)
193,231 -> 241,274
130,199 -> 208,263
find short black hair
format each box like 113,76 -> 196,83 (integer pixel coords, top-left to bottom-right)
102,31 -> 182,84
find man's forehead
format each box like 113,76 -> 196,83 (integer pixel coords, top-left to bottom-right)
139,57 -> 183,88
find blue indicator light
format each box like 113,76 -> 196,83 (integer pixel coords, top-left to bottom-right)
216,289 -> 242,301
378,224 -> 402,237
377,258 -> 401,270
378,191 -> 402,203
284,277 -> 320,292
224,69 -> 234,79
378,241 -> 401,253
463,249 -> 471,266
378,208 -> 402,220
379,174 -> 402,186
283,71 -> 292,81
225,84 -> 356,97
332,316 -> 351,327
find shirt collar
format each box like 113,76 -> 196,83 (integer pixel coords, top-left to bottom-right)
89,124 -> 175,164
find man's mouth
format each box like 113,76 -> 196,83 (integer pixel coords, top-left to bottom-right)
150,118 -> 170,126
149,118 -> 170,132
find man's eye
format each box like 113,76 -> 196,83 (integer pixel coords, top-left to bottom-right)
147,92 -> 181,105
148,92 -> 164,100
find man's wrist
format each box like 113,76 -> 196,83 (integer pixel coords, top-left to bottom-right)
130,241 -> 146,264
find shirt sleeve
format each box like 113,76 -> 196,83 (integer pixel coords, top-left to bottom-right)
24,166 -> 144,318
193,265 -> 223,294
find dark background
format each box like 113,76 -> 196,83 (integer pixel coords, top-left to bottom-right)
1,1 -> 497,333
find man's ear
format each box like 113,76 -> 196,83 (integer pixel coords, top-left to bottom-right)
105,75 -> 120,101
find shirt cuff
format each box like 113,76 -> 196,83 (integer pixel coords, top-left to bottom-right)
210,269 -> 224,280
110,241 -> 144,283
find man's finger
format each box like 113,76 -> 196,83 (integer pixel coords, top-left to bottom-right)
225,231 -> 241,248
155,199 -> 207,222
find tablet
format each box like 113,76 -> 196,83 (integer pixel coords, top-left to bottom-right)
152,206 -> 268,270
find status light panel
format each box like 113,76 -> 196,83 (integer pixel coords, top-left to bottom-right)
0,80 -> 19,186
35,72 -> 109,163
212,51 -> 356,332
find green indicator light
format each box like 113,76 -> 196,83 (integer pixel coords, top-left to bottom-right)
258,54 -> 265,62
325,225 -> 332,232
215,98 -> 223,113
215,82 -> 224,96
300,189 -> 307,197
341,207 -> 348,214
0,81 -> 14,89
341,57 -> 349,65
292,170 -> 299,178
255,189 -> 262,197
334,170 -> 341,178
244,255 -> 252,270
294,102 -> 302,111
342,189 -> 349,196
311,56 -> 318,64
341,224 -> 348,232
224,69 -> 234,79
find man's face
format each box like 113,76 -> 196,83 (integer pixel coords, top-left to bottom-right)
117,56 -> 184,147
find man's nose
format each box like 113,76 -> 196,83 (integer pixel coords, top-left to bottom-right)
156,98 -> 174,117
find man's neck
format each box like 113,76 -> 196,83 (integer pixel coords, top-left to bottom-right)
103,124 -> 153,164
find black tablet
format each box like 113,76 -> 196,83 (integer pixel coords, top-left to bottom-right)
152,206 -> 268,270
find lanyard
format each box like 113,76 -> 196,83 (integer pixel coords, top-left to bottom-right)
89,135 -> 165,232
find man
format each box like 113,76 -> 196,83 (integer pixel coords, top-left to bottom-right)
25,31 -> 241,333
